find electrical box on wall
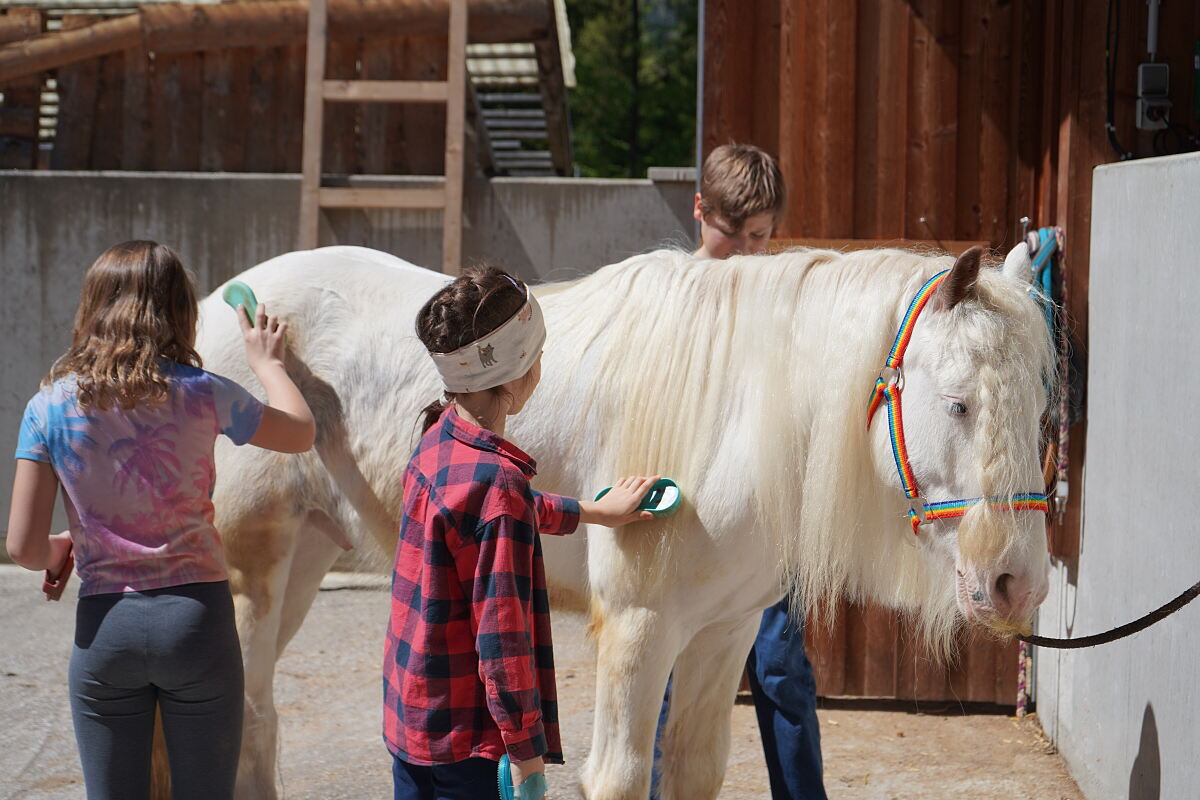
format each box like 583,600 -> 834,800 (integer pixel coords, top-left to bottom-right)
1136,62 -> 1171,130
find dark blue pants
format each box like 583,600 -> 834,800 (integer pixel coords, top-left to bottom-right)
746,598 -> 826,800
392,754 -> 499,800
69,581 -> 244,800
652,598 -> 825,800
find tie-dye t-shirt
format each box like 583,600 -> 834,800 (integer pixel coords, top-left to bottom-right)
15,362 -> 264,597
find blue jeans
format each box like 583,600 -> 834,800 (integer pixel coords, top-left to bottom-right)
746,598 -> 826,800
392,754 -> 499,800
652,598 -> 825,800
69,581 -> 244,800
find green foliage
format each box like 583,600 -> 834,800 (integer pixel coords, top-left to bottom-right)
566,0 -> 698,178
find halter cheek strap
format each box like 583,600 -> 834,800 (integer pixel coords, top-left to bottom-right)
867,270 -> 1050,535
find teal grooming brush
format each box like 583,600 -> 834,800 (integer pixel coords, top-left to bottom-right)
593,477 -> 682,518
498,754 -> 549,800
221,280 -> 258,326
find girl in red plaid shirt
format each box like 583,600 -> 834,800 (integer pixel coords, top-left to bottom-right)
385,266 -> 657,800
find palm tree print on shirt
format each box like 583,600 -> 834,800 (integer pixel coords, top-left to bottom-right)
40,399 -> 98,479
109,422 -> 182,496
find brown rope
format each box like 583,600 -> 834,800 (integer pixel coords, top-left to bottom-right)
1017,578 -> 1200,649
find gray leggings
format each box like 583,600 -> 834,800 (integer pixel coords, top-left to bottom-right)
70,580 -> 244,800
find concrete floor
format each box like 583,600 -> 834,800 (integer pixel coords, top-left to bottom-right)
0,566 -> 1083,799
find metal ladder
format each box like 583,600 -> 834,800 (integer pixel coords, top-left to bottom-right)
298,0 -> 467,274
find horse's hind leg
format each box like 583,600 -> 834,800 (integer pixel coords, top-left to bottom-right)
224,508 -> 307,800
273,511 -> 347,656
656,614 -> 760,800
581,606 -> 682,800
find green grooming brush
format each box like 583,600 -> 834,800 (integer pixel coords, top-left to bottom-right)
221,280 -> 258,326
593,477 -> 682,518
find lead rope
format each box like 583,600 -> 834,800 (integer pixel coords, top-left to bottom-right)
1017,578 -> 1200,649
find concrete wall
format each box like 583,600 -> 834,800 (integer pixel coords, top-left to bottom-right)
1036,152 -> 1200,800
0,171 -> 695,536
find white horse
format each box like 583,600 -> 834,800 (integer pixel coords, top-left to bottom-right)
193,243 -> 1052,799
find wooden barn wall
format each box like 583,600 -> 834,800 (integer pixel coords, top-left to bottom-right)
47,16 -> 449,174
704,0 -> 1200,704
0,8 -> 44,169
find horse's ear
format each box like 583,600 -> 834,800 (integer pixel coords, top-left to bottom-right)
936,246 -> 983,310
1001,241 -> 1033,283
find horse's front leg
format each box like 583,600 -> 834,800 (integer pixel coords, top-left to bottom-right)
657,613 -> 761,800
581,605 -> 683,800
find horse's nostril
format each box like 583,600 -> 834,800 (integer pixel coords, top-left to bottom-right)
995,573 -> 1014,608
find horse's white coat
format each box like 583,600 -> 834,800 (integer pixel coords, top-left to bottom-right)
197,245 -> 1052,800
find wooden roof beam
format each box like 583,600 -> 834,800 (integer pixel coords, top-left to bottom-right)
0,0 -> 554,85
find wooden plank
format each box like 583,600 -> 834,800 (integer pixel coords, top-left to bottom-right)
0,9 -> 41,42
911,633 -> 949,703
1035,0 -> 1062,224
905,0 -> 960,243
149,49 -> 203,170
299,0 -> 329,248
770,237 -> 987,255
953,0 -> 984,241
959,630 -> 998,703
533,35 -> 572,175
441,0 -> 467,273
319,186 -> 445,208
861,606 -> 899,698
0,1 -> 553,86
840,603 -> 868,697
50,15 -> 99,170
360,37 -> 403,175
324,36 -> 361,176
978,0 -> 1014,248
464,77 -> 496,176
853,0 -> 909,238
90,49 -> 125,170
244,47 -> 280,170
702,0 -> 757,159
0,8 -> 43,169
992,638 -> 1018,705
274,43 -> 306,172
1053,0 -> 1106,556
1009,0 -> 1041,245
200,48 -> 251,171
324,79 -> 448,103
852,0 -> 882,238
820,0 -> 856,236
121,45 -> 151,170
807,599 -> 848,697
396,36 -> 448,175
795,0 -> 820,236
750,0 -> 780,159
0,107 -> 37,138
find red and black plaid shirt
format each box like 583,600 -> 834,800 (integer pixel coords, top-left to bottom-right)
383,406 -> 580,766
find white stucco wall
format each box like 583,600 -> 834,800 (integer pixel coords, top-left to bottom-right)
1036,152 -> 1200,800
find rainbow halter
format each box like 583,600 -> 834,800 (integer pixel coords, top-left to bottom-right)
866,270 -> 1050,535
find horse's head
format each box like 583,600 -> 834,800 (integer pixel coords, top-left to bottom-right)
869,244 -> 1053,633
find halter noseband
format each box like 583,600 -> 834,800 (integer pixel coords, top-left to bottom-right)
866,270 -> 1050,535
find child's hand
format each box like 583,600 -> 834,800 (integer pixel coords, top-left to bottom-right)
508,755 -> 545,786
579,475 -> 661,527
42,532 -> 73,602
237,301 -> 288,372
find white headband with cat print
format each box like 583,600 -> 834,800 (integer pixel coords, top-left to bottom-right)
428,280 -> 545,393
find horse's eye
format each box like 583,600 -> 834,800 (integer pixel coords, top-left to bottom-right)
949,401 -> 968,416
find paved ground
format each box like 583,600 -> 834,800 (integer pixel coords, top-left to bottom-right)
0,566 -> 1082,799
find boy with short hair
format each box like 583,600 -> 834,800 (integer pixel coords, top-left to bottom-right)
654,143 -> 826,800
692,143 -> 787,259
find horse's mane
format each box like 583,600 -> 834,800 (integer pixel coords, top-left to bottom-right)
536,247 -> 1053,653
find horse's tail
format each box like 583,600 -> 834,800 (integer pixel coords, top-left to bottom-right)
149,710 -> 171,800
